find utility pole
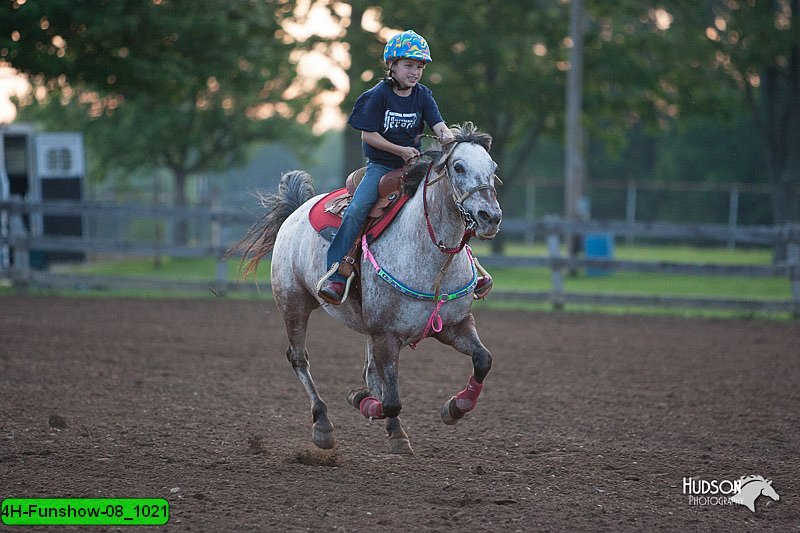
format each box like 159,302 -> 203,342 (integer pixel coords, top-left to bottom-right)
564,0 -> 586,264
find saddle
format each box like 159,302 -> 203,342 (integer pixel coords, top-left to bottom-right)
308,161 -> 429,244
321,166 -> 406,221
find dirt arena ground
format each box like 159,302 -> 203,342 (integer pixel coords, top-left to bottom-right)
1,295 -> 798,531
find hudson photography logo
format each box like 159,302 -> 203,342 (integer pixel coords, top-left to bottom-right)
683,475 -> 780,512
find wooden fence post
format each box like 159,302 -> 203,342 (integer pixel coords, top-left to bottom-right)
525,180 -> 537,245
0,200 -> 8,272
727,187 -> 740,250
787,225 -> 800,317
546,219 -> 565,311
9,197 -> 30,288
625,179 -> 637,246
211,194 -> 227,297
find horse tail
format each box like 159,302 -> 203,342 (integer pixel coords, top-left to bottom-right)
226,170 -> 315,279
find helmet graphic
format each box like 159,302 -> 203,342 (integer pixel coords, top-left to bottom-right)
383,30 -> 432,63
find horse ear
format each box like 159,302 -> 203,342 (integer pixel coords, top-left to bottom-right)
479,132 -> 492,152
465,121 -> 492,152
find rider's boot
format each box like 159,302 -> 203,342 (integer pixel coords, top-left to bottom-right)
474,272 -> 493,299
318,279 -> 346,304
473,256 -> 493,299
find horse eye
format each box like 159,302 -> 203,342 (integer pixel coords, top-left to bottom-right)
453,162 -> 465,173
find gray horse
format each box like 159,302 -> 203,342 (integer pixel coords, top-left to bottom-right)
230,122 -> 502,454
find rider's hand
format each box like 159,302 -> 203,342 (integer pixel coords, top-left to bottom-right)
398,146 -> 421,163
438,131 -> 454,143
433,123 -> 454,144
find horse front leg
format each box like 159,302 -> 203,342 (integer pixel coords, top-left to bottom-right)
347,334 -> 412,454
435,313 -> 492,425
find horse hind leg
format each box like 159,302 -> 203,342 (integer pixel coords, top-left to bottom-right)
289,346 -> 335,449
385,417 -> 412,454
345,389 -> 412,455
346,334 -> 412,454
345,336 -> 381,418
280,293 -> 334,449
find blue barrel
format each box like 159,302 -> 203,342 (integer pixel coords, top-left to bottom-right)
584,233 -> 614,276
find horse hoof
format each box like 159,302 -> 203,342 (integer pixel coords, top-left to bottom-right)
312,425 -> 335,450
388,437 -> 413,455
441,396 -> 465,425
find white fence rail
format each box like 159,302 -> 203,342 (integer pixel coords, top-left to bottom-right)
2,199 -> 799,314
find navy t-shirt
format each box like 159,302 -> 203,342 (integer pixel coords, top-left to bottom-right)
347,80 -> 444,167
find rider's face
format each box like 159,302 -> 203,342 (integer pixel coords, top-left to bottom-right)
391,59 -> 426,88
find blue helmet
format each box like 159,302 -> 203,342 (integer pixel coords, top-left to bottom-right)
383,30 -> 432,63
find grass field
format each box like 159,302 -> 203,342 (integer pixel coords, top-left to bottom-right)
468,242 -> 789,300
11,242 -> 789,319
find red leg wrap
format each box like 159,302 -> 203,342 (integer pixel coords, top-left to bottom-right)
454,376 -> 484,413
359,396 -> 385,419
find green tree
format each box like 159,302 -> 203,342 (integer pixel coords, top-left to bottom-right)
1,0 -> 317,243
677,0 -> 800,231
589,0 -> 799,230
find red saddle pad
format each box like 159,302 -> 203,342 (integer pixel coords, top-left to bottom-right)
308,188 -> 411,243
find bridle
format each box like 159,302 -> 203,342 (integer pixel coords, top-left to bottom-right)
422,145 -> 500,255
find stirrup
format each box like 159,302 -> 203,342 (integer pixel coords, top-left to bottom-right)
472,255 -> 493,299
339,273 -> 356,304
315,263 -> 356,305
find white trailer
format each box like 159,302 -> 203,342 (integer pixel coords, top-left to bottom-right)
0,124 -> 86,268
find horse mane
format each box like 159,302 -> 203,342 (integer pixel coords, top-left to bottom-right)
401,158 -> 434,196
447,121 -> 493,152
434,121 -> 493,174
225,170 -> 315,279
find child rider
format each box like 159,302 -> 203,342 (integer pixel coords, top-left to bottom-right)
317,29 -> 453,304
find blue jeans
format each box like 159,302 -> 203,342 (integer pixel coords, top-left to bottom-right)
326,160 -> 395,281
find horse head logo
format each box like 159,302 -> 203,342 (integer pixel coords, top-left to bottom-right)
730,475 -> 780,513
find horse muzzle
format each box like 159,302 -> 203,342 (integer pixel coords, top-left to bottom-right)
474,207 -> 502,239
